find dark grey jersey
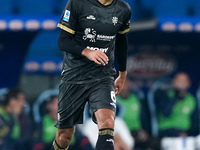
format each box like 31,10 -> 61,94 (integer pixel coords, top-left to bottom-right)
58,0 -> 131,84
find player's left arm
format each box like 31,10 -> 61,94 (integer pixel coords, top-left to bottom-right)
114,3 -> 131,95
114,33 -> 128,95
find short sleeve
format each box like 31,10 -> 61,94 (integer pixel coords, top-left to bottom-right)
118,3 -> 131,34
57,0 -> 79,34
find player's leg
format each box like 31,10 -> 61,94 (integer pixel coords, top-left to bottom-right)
52,83 -> 90,150
95,108 -> 115,150
52,127 -> 75,150
95,108 -> 115,129
88,78 -> 116,150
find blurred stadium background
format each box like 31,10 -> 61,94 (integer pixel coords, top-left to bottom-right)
0,0 -> 200,100
0,0 -> 200,149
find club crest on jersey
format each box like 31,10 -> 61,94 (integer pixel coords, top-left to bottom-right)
112,17 -> 118,25
63,10 -> 70,22
83,28 -> 96,42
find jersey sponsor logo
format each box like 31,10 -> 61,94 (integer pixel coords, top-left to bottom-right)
63,10 -> 70,22
86,46 -> 108,53
96,34 -> 115,41
106,138 -> 114,143
83,28 -> 115,42
83,28 -> 96,42
112,17 -> 118,25
86,15 -> 96,20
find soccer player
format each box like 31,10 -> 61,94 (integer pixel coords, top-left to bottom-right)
52,0 -> 131,149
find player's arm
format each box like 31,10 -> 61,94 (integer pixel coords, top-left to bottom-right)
58,29 -> 85,55
81,48 -> 108,66
58,0 -> 108,65
57,0 -> 85,56
114,33 -> 128,95
115,3 -> 131,95
58,29 -> 108,65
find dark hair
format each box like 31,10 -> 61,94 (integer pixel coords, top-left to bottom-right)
46,95 -> 58,104
40,95 -> 58,116
4,88 -> 23,106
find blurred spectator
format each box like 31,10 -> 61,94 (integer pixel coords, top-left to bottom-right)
0,88 -> 32,150
155,72 -> 196,138
117,79 -> 143,135
117,79 -> 160,150
32,91 -> 93,150
42,96 -> 57,144
33,95 -> 58,150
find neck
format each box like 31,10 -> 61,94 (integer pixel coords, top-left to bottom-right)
98,0 -> 113,5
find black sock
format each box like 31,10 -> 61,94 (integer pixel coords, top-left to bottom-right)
51,140 -> 69,150
95,128 -> 114,150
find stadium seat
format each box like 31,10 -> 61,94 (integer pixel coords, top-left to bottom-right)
196,85 -> 200,134
18,0 -> 56,15
161,137 -> 195,150
147,77 -> 172,137
192,0 -> 200,16
126,0 -> 154,20
0,0 -> 13,14
124,0 -> 134,21
33,89 -> 59,123
56,0 -> 69,14
153,0 -> 189,17
27,31 -> 62,58
142,0 -> 154,9
0,88 -> 8,104
124,0 -> 133,8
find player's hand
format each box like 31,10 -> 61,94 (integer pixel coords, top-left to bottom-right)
115,71 -> 127,95
81,48 -> 109,65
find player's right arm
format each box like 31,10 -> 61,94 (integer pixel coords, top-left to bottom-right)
81,47 -> 108,66
58,29 -> 108,66
57,0 -> 108,65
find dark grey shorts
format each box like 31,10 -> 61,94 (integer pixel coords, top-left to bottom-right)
55,78 -> 116,129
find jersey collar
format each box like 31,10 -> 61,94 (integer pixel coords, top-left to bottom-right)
96,0 -> 116,7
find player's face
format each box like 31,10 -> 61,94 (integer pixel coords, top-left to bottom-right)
10,93 -> 25,115
47,97 -> 58,113
173,73 -> 191,91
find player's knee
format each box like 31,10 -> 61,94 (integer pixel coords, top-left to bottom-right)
98,117 -> 115,129
56,129 -> 74,146
59,133 -> 71,146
